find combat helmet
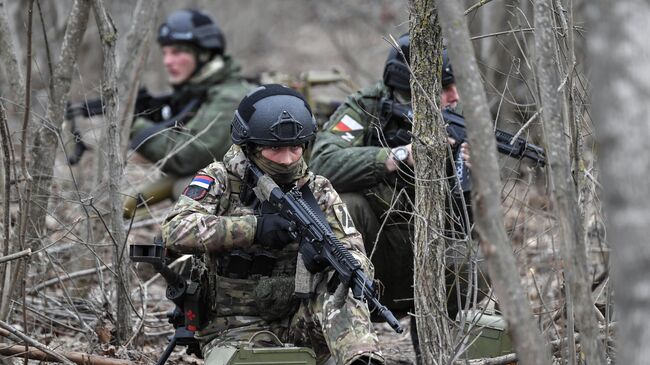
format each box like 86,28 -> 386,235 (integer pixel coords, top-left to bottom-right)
158,9 -> 226,55
442,48 -> 455,87
231,84 -> 317,148
383,33 -> 456,91
382,33 -> 411,93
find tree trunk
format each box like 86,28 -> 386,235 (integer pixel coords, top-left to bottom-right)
91,0 -> 131,344
589,0 -> 650,363
26,0 -> 90,250
408,0 -> 453,363
0,0 -> 25,103
435,1 -> 551,364
533,2 -> 606,364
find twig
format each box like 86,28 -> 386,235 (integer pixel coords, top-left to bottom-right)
0,248 -> 31,264
0,320 -> 75,364
509,107 -> 542,144
464,0 -> 495,15
27,263 -> 113,294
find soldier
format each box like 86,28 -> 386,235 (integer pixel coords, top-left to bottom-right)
310,34 -> 485,328
123,9 -> 252,217
162,84 -> 385,365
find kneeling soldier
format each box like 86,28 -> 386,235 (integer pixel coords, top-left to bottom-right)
162,84 -> 385,365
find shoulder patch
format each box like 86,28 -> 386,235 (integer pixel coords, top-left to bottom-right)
333,203 -> 357,235
331,114 -> 363,132
330,114 -> 364,143
183,175 -> 215,201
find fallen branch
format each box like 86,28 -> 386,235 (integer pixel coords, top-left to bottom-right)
0,344 -> 137,365
462,353 -> 517,365
0,320 -> 75,364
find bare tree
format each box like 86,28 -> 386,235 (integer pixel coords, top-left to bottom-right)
435,1 -> 551,364
91,0 -> 132,343
533,2 -> 606,364
589,0 -> 650,363
26,0 -> 90,250
408,0 -> 453,363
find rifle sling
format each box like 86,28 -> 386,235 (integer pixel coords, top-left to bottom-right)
130,97 -> 202,150
299,182 -> 328,227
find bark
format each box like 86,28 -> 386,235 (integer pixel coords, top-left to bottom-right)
0,103 -> 14,322
434,1 -> 551,365
95,0 -> 161,179
589,0 -> 650,363
0,0 -> 25,103
91,0 -> 131,344
408,0 -> 453,363
26,0 -> 90,249
533,2 -> 606,365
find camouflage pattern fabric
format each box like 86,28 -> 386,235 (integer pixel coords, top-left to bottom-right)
162,144 -> 383,364
131,55 -> 253,177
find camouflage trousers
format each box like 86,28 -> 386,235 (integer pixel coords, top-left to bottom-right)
340,192 -> 489,319
199,272 -> 384,365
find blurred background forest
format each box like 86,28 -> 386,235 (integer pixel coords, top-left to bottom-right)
0,0 -> 619,364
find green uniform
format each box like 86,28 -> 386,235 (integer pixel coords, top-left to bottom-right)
162,145 -> 384,365
131,55 -> 251,177
310,82 -> 484,316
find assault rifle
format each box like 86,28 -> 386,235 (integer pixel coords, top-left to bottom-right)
65,88 -> 175,165
130,237 -> 203,364
379,98 -> 546,193
245,163 -> 404,334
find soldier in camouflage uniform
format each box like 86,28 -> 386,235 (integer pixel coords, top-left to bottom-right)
310,34 -> 485,323
163,84 -> 384,365
123,9 -> 252,217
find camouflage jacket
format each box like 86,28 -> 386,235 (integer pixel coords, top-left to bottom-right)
131,55 -> 252,176
310,82 -> 414,221
162,145 -> 370,321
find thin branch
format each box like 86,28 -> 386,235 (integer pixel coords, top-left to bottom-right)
0,248 -> 31,264
27,263 -> 113,294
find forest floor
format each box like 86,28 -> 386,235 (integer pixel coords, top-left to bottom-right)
1,145 -> 609,365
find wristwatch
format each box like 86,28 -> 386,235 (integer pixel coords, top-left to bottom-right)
391,146 -> 410,162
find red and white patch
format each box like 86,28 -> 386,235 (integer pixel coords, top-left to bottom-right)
332,114 -> 363,132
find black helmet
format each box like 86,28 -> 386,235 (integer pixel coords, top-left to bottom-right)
442,48 -> 455,87
382,33 -> 411,93
158,9 -> 226,55
383,34 -> 456,91
231,84 -> 317,148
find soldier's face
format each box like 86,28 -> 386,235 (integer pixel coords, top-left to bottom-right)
162,46 -> 197,85
441,83 -> 459,110
261,146 -> 304,165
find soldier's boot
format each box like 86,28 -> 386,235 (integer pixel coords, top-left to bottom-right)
123,176 -> 176,219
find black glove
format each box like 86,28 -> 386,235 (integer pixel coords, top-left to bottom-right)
255,214 -> 294,249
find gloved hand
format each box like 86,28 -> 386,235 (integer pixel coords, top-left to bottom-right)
255,213 -> 294,249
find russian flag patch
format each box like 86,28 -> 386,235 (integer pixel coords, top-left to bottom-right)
183,175 -> 215,201
332,114 -> 363,132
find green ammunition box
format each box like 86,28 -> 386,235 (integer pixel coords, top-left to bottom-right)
457,310 -> 515,359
